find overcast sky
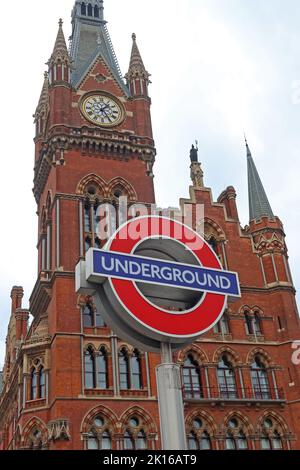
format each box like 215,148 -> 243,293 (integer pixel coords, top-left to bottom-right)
0,0 -> 300,367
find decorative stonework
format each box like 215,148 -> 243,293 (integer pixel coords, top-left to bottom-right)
190,162 -> 204,188
48,419 -> 71,442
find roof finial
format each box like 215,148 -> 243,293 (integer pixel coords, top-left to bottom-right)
59,18 -> 63,28
132,33 -> 136,41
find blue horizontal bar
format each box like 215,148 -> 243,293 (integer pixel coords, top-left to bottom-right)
92,250 -> 240,297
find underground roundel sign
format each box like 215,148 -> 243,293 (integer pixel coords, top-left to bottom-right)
76,216 -> 241,352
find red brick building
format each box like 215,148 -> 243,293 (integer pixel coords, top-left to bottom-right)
1,0 -> 300,450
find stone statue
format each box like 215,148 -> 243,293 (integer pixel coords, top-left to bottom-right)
190,144 -> 198,163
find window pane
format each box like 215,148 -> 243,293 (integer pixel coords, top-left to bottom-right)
85,351 -> 95,389
124,432 -> 134,450
83,305 -> 94,327
87,436 -> 99,450
101,432 -> 111,450
200,432 -> 211,450
119,352 -> 130,390
188,433 -> 198,450
39,367 -> 45,399
96,354 -> 108,389
261,437 -> 271,450
131,353 -> 142,389
95,311 -> 105,327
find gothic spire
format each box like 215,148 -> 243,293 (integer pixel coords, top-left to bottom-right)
246,137 -> 274,221
48,19 -> 71,67
34,71 -> 49,119
126,33 -> 151,97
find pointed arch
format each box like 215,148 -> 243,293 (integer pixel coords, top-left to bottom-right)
246,348 -> 273,366
177,345 -> 209,365
185,409 -> 217,434
76,173 -> 106,195
212,346 -> 240,365
81,404 -> 118,434
105,177 -> 138,201
119,406 -> 158,435
223,411 -> 254,436
21,417 -> 48,448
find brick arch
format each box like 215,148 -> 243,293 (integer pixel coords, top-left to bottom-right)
97,343 -> 111,354
246,348 -> 274,366
83,343 -> 96,353
177,345 -> 209,365
256,411 -> 290,434
213,346 -> 240,365
105,177 -> 138,201
185,409 -> 217,434
118,344 -> 133,355
119,406 -> 158,434
81,404 -> 119,434
76,173 -> 106,195
204,217 -> 226,241
21,416 -> 48,447
223,411 -> 254,436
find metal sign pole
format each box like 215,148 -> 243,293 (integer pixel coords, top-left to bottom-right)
156,343 -> 187,450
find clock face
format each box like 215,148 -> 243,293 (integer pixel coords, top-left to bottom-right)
81,94 -> 124,127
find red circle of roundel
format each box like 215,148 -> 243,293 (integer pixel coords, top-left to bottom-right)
107,216 -> 226,338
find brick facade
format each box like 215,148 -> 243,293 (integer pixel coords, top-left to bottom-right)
0,1 -> 300,451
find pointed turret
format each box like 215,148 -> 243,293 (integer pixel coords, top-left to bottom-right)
246,138 -> 274,222
48,19 -> 71,85
126,33 -> 151,97
34,72 -> 50,137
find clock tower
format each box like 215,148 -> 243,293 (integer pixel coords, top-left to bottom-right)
27,0 -> 158,449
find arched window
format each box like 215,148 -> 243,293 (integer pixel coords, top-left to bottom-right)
39,367 -> 45,399
214,312 -> 230,335
86,415 -> 112,450
225,418 -> 248,450
95,310 -> 106,327
85,348 -> 95,389
122,417 -> 148,450
208,237 -> 218,253
31,368 -> 38,400
87,3 -> 93,16
187,418 -> 212,450
96,348 -> 108,389
119,349 -> 130,390
217,355 -> 237,399
124,431 -> 134,450
188,431 -> 198,450
84,202 -> 91,232
83,302 -> 106,328
244,311 -> 253,335
182,354 -> 203,399
136,430 -> 147,450
200,431 -> 211,450
251,356 -> 270,399
260,418 -> 283,450
253,312 -> 262,335
94,4 -> 99,17
81,2 -> 86,15
131,350 -> 143,389
83,303 -> 94,327
28,428 -> 43,450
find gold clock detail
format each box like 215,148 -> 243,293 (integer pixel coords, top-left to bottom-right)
81,94 -> 124,127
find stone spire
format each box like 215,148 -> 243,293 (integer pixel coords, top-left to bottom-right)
34,71 -> 49,119
48,19 -> 71,85
246,138 -> 274,221
126,33 -> 151,97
